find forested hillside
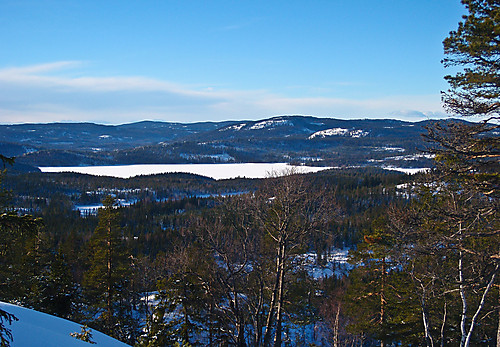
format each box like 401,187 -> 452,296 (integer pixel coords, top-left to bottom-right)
2,116 -> 438,170
1,166 -> 409,345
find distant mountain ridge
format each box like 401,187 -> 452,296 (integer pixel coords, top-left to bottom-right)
0,120 -> 236,152
0,115 -> 441,171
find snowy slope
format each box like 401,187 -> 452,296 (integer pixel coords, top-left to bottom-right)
249,118 -> 293,130
308,127 -> 369,139
0,302 -> 130,347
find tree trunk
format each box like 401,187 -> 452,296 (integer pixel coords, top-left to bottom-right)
440,302 -> 446,347
459,251 -> 468,347
333,305 -> 340,347
252,276 -> 264,347
380,257 -> 386,347
497,285 -> 500,347
263,241 -> 284,346
106,221 -> 113,328
182,286 -> 190,344
209,303 -> 213,347
234,287 -> 246,347
421,288 -> 434,347
464,264 -> 498,347
273,243 -> 286,347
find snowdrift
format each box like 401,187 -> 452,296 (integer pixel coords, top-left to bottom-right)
0,302 -> 130,346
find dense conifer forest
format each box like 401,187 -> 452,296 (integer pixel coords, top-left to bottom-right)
1,165 -> 412,345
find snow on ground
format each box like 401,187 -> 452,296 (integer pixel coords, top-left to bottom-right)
140,292 -> 159,308
297,248 -> 352,279
219,123 -> 246,131
132,249 -> 349,345
75,199 -> 135,216
308,128 -> 349,138
349,129 -> 369,138
74,204 -> 102,216
0,302 -> 130,347
373,146 -> 405,152
385,153 -> 435,161
249,119 -> 292,130
382,166 -> 430,174
39,163 -> 333,180
308,128 -> 369,139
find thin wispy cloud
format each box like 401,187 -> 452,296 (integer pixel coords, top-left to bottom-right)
0,62 -> 210,95
0,61 -> 81,76
0,62 -> 446,124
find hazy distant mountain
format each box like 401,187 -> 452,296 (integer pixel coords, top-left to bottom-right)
1,116 -> 441,171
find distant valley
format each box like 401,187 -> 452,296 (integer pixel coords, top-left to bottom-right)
1,115 -> 439,172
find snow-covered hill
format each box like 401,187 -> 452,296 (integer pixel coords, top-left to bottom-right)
0,302 -> 130,347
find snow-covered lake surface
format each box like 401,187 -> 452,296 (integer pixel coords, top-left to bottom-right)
0,301 -> 130,346
39,163 -> 333,180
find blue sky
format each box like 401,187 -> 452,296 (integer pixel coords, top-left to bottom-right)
0,0 -> 465,124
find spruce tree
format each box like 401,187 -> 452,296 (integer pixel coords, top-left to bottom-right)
0,310 -> 17,347
0,156 -> 41,346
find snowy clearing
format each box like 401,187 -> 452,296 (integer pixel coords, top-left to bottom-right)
39,163 -> 333,180
249,119 -> 293,130
219,123 -> 246,131
0,302 -> 130,346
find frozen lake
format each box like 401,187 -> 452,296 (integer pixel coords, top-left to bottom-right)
39,163 -> 333,180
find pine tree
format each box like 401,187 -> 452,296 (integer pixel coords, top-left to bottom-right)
442,0 -> 500,119
428,0 -> 499,196
83,195 -> 132,341
345,216 -> 421,346
418,1 -> 500,345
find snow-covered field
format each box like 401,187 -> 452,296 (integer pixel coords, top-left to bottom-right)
0,302 -> 130,346
39,163 -> 333,180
